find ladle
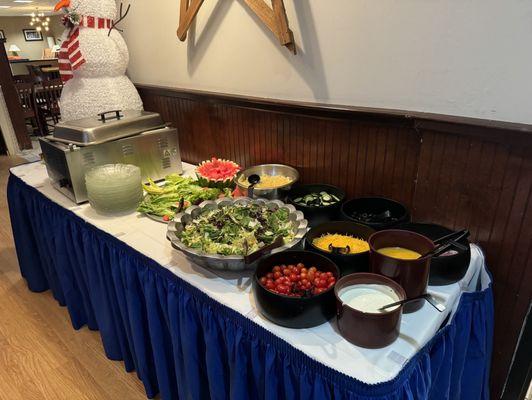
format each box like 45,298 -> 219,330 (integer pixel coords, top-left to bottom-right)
247,174 -> 261,199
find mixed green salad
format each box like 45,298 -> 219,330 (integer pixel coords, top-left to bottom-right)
179,203 -> 295,256
138,174 -> 231,220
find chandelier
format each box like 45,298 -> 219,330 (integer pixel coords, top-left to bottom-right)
29,9 -> 50,33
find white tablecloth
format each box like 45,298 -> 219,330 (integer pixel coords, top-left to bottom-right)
10,161 -> 486,384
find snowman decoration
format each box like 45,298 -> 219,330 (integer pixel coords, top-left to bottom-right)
54,0 -> 143,122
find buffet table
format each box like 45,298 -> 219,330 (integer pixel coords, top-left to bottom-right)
8,161 -> 494,400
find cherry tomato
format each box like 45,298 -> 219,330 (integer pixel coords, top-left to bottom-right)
162,215 -> 170,221
277,285 -> 289,294
260,262 -> 336,297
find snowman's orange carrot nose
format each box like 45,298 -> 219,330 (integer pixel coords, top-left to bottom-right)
54,0 -> 70,11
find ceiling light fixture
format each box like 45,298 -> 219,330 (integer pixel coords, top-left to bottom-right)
29,8 -> 49,32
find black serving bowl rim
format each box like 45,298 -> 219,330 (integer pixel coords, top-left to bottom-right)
254,250 -> 341,300
341,196 -> 409,225
368,229 -> 435,262
286,183 -> 346,210
306,221 -> 374,258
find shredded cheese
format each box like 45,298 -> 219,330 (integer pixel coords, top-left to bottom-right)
313,234 -> 369,254
238,174 -> 292,189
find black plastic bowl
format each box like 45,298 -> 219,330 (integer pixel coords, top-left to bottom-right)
305,221 -> 375,276
341,197 -> 410,230
399,223 -> 471,286
286,184 -> 346,227
253,250 -> 340,329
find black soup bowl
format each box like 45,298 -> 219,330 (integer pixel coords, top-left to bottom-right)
305,221 -> 375,276
253,250 -> 340,329
341,197 -> 410,230
286,184 -> 346,227
399,223 -> 471,285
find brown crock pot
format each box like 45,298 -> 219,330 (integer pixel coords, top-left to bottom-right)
334,273 -> 406,349
369,230 -> 435,313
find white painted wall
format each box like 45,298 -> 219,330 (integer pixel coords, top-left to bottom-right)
120,0 -> 532,124
1,16 -> 63,60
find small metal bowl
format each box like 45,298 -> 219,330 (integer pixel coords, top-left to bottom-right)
166,197 -> 308,271
235,164 -> 299,200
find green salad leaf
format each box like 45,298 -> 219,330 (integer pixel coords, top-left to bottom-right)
137,174 -> 231,218
179,203 -> 294,256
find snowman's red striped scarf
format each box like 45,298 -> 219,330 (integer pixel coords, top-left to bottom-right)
58,16 -> 113,83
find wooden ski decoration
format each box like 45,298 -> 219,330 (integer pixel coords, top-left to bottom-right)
177,0 -> 296,54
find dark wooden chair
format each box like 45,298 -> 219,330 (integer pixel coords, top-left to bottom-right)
15,82 -> 43,136
40,66 -> 60,81
37,79 -> 63,131
13,74 -> 33,84
27,65 -> 45,83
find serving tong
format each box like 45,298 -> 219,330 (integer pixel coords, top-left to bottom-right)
329,244 -> 351,255
422,229 -> 470,258
243,236 -> 284,265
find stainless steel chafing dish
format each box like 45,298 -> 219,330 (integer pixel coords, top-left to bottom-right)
40,110 -> 182,204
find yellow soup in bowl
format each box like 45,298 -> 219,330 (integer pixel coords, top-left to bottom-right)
377,247 -> 422,260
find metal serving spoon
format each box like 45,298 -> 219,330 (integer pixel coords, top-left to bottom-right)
379,293 -> 446,313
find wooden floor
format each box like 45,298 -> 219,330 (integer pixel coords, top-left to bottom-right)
0,156 -> 148,400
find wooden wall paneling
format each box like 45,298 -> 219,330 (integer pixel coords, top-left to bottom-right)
137,85 -> 532,398
491,150 -> 532,395
380,127 -> 395,200
239,106 -> 251,167
412,131 -> 532,398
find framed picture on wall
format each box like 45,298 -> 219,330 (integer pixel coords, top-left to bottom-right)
23,29 -> 43,42
0,30 -> 5,40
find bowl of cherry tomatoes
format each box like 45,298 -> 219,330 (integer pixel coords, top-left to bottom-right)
253,250 -> 340,328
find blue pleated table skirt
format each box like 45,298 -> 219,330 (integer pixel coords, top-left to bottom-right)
7,170 -> 494,400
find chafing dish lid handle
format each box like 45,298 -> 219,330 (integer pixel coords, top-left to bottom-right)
98,110 -> 123,123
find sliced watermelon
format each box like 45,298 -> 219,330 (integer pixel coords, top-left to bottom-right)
196,157 -> 241,189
